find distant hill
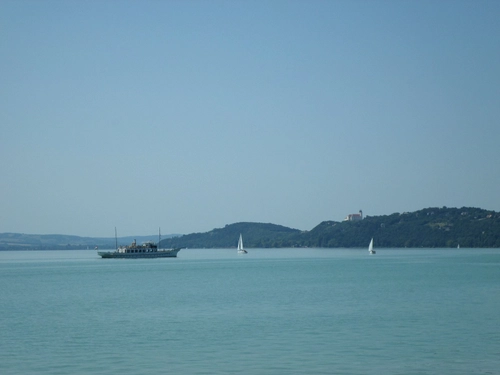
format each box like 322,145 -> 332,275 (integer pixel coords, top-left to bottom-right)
2,207 -> 499,250
296,207 -> 500,248
160,222 -> 301,249
0,233 -> 179,251
159,207 -> 500,249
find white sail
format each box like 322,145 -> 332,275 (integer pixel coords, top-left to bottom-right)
368,238 -> 375,254
238,234 -> 247,254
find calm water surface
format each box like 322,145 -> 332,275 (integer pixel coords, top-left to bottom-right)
1,248 -> 499,374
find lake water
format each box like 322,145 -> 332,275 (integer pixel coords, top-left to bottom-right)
1,248 -> 499,375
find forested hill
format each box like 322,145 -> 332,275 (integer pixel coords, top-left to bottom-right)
160,222 -> 300,249
297,207 -> 500,248
160,207 -> 500,249
2,207 -> 499,250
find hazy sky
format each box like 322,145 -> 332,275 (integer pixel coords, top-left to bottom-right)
1,0 -> 499,237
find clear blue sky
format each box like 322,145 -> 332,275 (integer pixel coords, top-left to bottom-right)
1,0 -> 499,237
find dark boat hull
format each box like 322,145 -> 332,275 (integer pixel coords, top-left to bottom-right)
98,248 -> 181,259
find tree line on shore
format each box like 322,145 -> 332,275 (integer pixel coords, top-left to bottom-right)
160,207 -> 500,249
2,207 -> 499,250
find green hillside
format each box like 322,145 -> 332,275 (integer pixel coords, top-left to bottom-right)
160,222 -> 300,249
2,207 -> 499,250
160,207 -> 500,249
297,207 -> 500,248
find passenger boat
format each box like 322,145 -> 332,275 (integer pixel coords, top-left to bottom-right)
98,228 -> 181,259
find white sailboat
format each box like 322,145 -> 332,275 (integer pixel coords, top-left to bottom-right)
368,238 -> 376,254
237,234 -> 247,254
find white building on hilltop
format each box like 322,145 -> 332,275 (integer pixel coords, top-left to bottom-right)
344,210 -> 363,221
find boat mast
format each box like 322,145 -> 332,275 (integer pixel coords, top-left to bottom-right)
158,227 -> 161,250
115,227 -> 118,250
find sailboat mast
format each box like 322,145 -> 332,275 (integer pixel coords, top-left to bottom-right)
158,227 -> 161,250
115,227 -> 118,250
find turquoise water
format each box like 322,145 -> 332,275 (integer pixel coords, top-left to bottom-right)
1,248 -> 499,374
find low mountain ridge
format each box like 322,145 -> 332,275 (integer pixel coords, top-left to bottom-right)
0,233 -> 178,251
161,222 -> 301,249
298,207 -> 499,248
2,207 -> 499,250
159,207 -> 500,248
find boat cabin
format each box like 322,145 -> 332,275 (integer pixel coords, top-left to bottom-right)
117,240 -> 158,253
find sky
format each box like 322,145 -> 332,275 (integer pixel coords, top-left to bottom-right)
1,0 -> 499,237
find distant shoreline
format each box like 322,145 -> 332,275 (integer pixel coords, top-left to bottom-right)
2,206 -> 500,250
